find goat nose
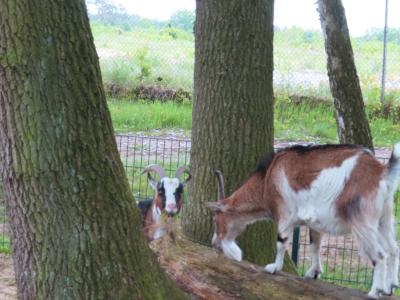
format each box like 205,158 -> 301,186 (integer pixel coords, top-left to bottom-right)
167,203 -> 176,210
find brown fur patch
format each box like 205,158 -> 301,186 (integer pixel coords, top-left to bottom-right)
336,153 -> 385,221
210,145 -> 384,242
143,202 -> 155,240
225,173 -> 277,217
276,147 -> 365,192
143,195 -> 164,240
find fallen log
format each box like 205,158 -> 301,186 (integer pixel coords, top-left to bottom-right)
150,234 -> 398,300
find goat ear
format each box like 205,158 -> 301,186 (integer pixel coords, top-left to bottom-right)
207,202 -> 224,212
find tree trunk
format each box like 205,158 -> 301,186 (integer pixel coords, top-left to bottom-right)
183,0 -> 296,273
0,1 -> 186,299
150,234 -> 396,300
317,0 -> 374,150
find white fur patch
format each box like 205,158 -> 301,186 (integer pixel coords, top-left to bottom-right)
221,240 -> 242,261
160,177 -> 180,214
278,154 -> 359,235
152,206 -> 161,222
211,232 -> 218,246
393,142 -> 400,159
265,263 -> 278,274
153,228 -> 166,240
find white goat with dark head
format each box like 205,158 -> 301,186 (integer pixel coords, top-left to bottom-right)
139,164 -> 191,240
209,143 -> 400,299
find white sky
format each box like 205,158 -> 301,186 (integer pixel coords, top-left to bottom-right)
110,0 -> 400,37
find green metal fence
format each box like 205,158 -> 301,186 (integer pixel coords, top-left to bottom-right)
0,134 -> 398,292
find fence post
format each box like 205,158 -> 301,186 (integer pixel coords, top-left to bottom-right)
291,226 -> 301,266
380,0 -> 389,105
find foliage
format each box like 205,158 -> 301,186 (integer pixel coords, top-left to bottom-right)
170,10 -> 195,33
87,0 -> 129,26
358,27 -> 400,44
88,0 -> 167,30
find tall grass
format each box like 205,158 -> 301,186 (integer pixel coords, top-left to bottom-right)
93,23 -> 194,91
93,23 -> 400,102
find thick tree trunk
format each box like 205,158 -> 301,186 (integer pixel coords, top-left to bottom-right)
183,0 -> 296,273
317,0 -> 374,150
0,1 -> 186,299
150,234 -> 397,300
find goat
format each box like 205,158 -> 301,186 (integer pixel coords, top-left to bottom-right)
208,143 -> 400,299
139,164 -> 191,240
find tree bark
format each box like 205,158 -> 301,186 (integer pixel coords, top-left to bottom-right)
183,0 -> 296,273
150,234 -> 397,300
317,0 -> 374,150
0,1 -> 186,299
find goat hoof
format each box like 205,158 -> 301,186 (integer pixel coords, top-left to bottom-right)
381,287 -> 392,296
264,263 -> 278,274
305,268 -> 322,280
367,289 -> 381,300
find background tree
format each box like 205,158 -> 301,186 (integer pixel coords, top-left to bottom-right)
183,0 -> 296,272
170,10 -> 195,32
0,0 -> 186,299
317,0 -> 374,150
87,0 -> 127,24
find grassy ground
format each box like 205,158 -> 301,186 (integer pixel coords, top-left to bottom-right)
109,99 -> 192,133
0,235 -> 10,255
93,24 -> 194,91
92,23 -> 400,102
108,98 -> 400,147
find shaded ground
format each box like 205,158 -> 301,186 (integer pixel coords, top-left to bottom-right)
0,255 -> 16,300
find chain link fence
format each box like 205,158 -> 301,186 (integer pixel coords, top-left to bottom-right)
118,134 -> 399,291
88,1 -> 400,103
2,134 -> 397,292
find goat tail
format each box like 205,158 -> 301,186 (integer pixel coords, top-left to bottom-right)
386,142 -> 400,187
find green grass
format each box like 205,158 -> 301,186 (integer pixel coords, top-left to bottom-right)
0,234 -> 10,255
93,23 -> 400,101
107,98 -> 400,147
93,23 -> 194,91
108,99 -> 192,133
0,206 -> 5,224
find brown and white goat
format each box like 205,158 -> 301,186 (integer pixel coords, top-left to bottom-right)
208,143 -> 400,299
139,164 -> 191,240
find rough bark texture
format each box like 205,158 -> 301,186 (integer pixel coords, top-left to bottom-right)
183,0 -> 296,273
317,0 -> 374,150
0,1 -> 187,299
151,234 -> 398,300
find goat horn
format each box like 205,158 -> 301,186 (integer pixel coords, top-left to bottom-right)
214,170 -> 225,200
175,166 -> 192,185
141,164 -> 166,179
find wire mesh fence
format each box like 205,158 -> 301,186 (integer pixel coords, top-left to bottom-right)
88,1 -> 400,103
113,135 -> 400,291
1,134 -> 398,292
115,134 -> 191,202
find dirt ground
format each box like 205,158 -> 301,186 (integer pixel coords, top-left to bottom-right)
0,255 -> 16,300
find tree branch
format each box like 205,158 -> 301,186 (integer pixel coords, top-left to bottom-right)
150,233 -> 398,300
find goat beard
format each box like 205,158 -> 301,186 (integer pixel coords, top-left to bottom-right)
150,213 -> 178,240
